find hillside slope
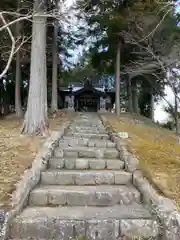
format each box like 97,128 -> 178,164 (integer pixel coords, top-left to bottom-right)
105,113 -> 180,207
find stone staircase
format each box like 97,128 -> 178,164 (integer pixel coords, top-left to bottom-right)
9,113 -> 159,239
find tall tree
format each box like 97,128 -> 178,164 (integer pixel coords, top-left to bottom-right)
15,0 -> 23,117
51,0 -> 58,112
51,20 -> 58,112
22,0 -> 48,135
115,38 -> 121,116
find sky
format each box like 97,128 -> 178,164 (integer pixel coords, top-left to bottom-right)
154,86 -> 174,123
62,0 -> 176,123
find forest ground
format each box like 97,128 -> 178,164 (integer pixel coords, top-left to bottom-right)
0,110 -> 73,207
105,112 -> 180,208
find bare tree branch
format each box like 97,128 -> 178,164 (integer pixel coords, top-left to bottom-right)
0,13 -> 15,79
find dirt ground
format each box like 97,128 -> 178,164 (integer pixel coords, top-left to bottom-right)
0,111 -> 71,207
105,113 -> 180,208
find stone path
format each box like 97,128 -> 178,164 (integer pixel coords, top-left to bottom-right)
10,113 -> 159,239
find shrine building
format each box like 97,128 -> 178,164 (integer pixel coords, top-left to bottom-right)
59,80 -> 115,112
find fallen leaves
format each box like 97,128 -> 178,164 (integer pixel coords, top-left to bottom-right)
106,114 -> 180,208
0,111 -> 69,206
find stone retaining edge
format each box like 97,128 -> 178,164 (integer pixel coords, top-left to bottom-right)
0,120 -> 71,240
100,114 -> 180,240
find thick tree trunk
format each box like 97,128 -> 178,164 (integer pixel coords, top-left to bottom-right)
21,0 -> 48,135
51,16 -> 58,113
127,76 -> 133,113
131,79 -> 139,114
115,39 -> 121,116
15,0 -> 23,118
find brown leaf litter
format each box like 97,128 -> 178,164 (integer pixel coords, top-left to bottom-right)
0,110 -> 71,206
105,113 -> 180,208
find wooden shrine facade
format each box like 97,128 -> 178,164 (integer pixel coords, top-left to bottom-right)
59,81 -> 115,112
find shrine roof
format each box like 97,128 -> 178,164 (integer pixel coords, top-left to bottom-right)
59,81 -> 115,95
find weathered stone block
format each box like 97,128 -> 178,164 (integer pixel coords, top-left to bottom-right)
106,160 -> 124,170
119,147 -> 129,162
66,190 -> 91,206
133,170 -> 159,205
104,149 -> 119,159
87,140 -> 95,147
95,141 -> 106,148
163,211 -> 180,240
41,171 -> 75,185
75,158 -> 89,169
89,159 -> 106,169
93,172 -> 114,185
79,148 -> 96,158
106,141 -> 116,148
116,139 -> 128,152
95,149 -> 104,159
48,190 -> 66,206
93,189 -> 119,206
125,154 -> 139,173
49,158 -> 65,169
78,138 -> 89,146
29,189 -> 48,206
53,147 -> 64,157
75,172 -> 95,185
54,220 -> 86,239
10,216 -> 55,239
119,219 -> 159,238
114,171 -> 132,185
118,187 -> 141,205
63,148 -> 78,158
86,219 -> 119,240
64,158 -> 75,169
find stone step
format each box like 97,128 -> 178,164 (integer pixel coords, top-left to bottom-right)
10,204 -> 159,239
29,185 -> 141,206
54,146 -> 119,159
69,126 -> 105,130
62,135 -> 113,142
59,139 -> 116,148
41,170 -> 132,185
67,128 -> 107,134
49,157 -> 124,170
71,124 -> 102,128
64,132 -> 110,140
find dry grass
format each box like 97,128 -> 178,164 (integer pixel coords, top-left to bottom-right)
0,111 -> 70,206
105,113 -> 180,207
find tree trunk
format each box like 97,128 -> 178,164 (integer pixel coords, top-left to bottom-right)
150,89 -> 155,122
15,0 -> 23,118
21,0 -> 48,135
174,92 -> 179,135
115,39 -> 121,116
51,11 -> 58,113
127,76 -> 133,113
131,79 -> 139,114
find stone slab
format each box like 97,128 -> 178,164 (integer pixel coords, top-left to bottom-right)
49,157 -> 124,170
29,185 -> 140,206
65,132 -> 110,140
41,170 -> 132,185
10,204 -> 157,239
59,139 -> 116,148
57,147 -> 120,159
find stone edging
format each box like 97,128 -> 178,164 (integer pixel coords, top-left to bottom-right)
100,114 -> 180,240
0,120 -> 71,240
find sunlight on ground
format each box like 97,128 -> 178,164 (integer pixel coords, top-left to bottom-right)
0,111 -> 70,206
106,113 -> 180,207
